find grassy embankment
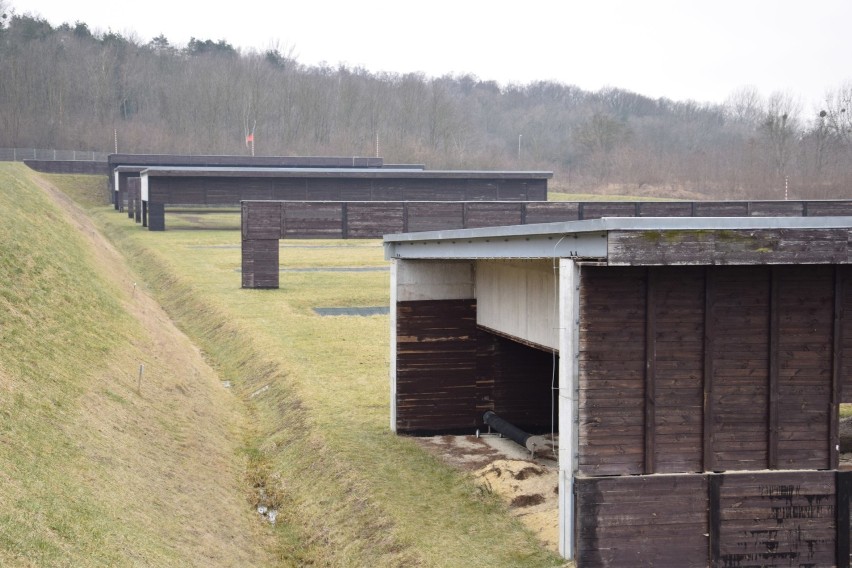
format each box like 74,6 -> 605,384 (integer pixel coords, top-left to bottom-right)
0,163 -> 272,566
48,171 -> 568,567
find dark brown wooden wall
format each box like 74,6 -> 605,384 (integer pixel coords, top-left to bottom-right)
576,470 -> 842,568
148,176 -> 547,206
396,299 -> 480,433
579,265 -> 848,477
127,177 -> 140,220
395,300 -> 556,434
477,331 -> 557,433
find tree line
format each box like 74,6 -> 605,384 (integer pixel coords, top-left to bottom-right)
1,11 -> 850,199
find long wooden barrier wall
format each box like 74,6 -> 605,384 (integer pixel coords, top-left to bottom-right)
241,199 -> 852,289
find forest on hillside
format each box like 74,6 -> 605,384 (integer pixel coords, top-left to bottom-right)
1,10 -> 851,199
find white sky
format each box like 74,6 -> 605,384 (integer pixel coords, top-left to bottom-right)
8,0 -> 852,111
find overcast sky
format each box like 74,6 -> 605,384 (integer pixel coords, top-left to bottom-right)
8,0 -> 852,112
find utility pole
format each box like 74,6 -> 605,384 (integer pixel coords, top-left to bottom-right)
518,134 -> 522,160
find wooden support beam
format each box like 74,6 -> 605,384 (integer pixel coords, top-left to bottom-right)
768,267 -> 780,469
832,267 -> 844,469
837,471 -> 852,568
644,268 -> 656,474
703,268 -> 715,472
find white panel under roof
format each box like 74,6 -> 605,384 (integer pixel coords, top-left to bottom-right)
476,259 -> 558,350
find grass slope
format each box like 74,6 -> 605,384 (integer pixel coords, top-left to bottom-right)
63,178 -> 567,566
0,164 -> 271,566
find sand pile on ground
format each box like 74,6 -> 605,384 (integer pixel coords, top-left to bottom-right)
473,459 -> 559,551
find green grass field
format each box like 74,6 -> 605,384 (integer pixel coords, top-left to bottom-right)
11,166 -> 567,567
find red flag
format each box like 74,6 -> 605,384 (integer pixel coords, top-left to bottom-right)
245,133 -> 254,146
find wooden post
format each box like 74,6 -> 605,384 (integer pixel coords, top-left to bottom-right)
644,268 -> 656,474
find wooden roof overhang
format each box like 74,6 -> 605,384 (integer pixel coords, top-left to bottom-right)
384,216 -> 852,265
139,166 -> 553,180
108,154 -> 384,168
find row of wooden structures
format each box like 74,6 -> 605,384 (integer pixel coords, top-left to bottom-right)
104,154 -> 852,565
106,154 -> 550,231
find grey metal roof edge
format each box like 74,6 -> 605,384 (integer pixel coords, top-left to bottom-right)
383,216 -> 852,244
138,166 -> 553,178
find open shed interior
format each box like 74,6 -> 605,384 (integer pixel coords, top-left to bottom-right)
394,259 -> 559,435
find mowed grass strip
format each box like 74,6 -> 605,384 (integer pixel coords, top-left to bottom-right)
0,164 -> 272,566
81,186 -> 566,565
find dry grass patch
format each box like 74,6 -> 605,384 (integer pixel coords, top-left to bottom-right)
84,193 -> 566,565
0,163 -> 272,566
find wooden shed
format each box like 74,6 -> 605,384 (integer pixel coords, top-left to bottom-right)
140,167 -> 551,231
107,153 -> 385,211
384,215 -> 852,566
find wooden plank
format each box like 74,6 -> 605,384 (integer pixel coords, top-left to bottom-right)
645,268 -> 655,474
241,239 -> 279,289
769,267 -> 780,469
837,471 -> 852,568
579,202 -> 639,220
834,267 -> 843,468
704,267 -> 714,472
463,202 -> 524,229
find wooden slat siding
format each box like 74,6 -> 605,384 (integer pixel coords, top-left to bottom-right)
525,180 -> 548,201
147,202 -> 165,231
833,268 -> 843,469
23,159 -> 110,175
476,330 -> 557,432
842,267 -> 852,402
134,186 -> 142,222
653,267 -> 705,473
575,474 -> 709,568
346,203 -> 405,238
748,200 -> 805,216
608,228 -> 851,266
837,471 -> 852,568
127,177 -> 140,220
715,471 -> 836,568
578,202 -> 639,220
806,200 -> 852,216
395,299 -> 479,433
637,201 -> 693,217
578,267 -> 646,476
405,202 -> 466,232
462,179 -> 500,200
704,267 -> 715,472
524,202 -> 581,224
305,178 -> 358,200
494,180 -> 530,201
241,239 -> 279,289
776,266 -> 833,469
709,267 -> 770,471
768,268 -> 780,469
282,203 -> 343,238
242,202 -> 282,240
463,202 -> 524,229
644,270 -> 656,474
693,201 -> 750,217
